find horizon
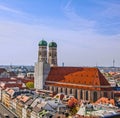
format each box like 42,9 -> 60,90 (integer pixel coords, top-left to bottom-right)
0,64 -> 120,68
0,0 -> 120,66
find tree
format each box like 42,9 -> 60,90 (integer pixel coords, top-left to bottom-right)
68,97 -> 78,107
26,82 -> 34,89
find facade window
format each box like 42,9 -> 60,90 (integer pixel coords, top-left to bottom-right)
70,89 -> 72,94
80,90 -> 83,99
56,87 -> 58,93
93,91 -> 97,102
61,88 -> 63,93
65,88 -> 67,94
86,91 -> 88,100
75,89 -> 77,99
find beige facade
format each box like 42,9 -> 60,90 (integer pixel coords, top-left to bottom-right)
48,46 -> 57,66
38,46 -> 47,63
16,101 -> 23,118
2,90 -> 11,107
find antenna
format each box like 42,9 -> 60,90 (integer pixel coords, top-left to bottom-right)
62,62 -> 64,67
113,59 -> 115,67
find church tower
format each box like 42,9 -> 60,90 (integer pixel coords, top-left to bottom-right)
48,41 -> 57,66
38,40 -> 47,62
34,40 -> 50,90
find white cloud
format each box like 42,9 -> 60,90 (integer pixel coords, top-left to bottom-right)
0,5 -> 22,14
93,0 -> 120,18
0,20 -> 120,66
0,1 -> 120,66
62,0 -> 96,30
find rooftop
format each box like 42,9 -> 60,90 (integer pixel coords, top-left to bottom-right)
46,67 -> 112,91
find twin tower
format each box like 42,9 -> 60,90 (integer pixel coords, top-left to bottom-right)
38,40 -> 57,66
34,40 -> 57,90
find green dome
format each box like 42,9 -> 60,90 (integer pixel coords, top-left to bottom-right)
38,40 -> 47,46
49,41 -> 57,47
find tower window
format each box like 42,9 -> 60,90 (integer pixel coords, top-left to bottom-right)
49,53 -> 51,56
39,52 -> 41,55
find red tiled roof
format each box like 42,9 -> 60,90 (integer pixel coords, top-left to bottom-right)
46,67 -> 112,91
95,97 -> 115,105
6,88 -> 15,96
21,78 -> 34,83
0,77 -> 34,83
17,95 -> 30,103
0,78 -> 12,81
4,83 -> 22,89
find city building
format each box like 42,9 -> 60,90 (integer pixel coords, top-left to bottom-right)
48,41 -> 57,66
34,40 -> 57,90
0,68 -> 10,78
34,40 -> 114,102
46,67 -> 114,102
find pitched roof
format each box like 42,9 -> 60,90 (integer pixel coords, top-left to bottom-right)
25,98 -> 33,106
17,95 -> 30,103
4,83 -> 22,89
95,97 -> 115,105
46,67 -> 112,91
6,88 -> 15,96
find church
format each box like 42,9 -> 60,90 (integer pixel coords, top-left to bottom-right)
34,40 -> 114,102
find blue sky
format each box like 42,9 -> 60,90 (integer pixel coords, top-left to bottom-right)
0,0 -> 120,66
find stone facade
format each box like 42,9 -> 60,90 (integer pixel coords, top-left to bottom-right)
48,46 -> 57,66
46,86 -> 114,102
35,40 -> 114,102
34,40 -> 57,90
34,62 -> 50,89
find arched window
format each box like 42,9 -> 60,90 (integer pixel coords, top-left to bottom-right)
86,91 -> 88,100
80,90 -> 83,99
56,87 -> 58,93
65,88 -> 67,95
61,88 -> 63,93
75,89 -> 77,99
93,91 -> 97,102
70,89 -> 72,94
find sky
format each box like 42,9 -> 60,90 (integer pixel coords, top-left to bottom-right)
0,0 -> 120,67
